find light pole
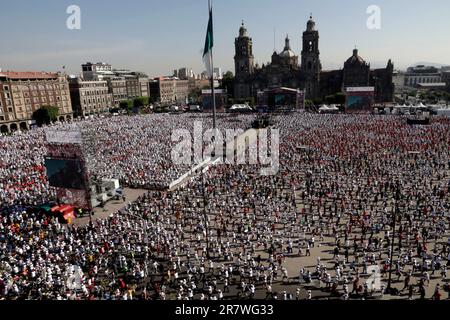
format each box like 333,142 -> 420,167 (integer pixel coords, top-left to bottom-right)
387,182 -> 400,293
201,170 -> 211,260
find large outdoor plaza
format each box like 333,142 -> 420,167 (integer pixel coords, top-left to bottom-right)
1,112 -> 450,300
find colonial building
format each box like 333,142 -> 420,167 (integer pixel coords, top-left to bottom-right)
234,17 -> 394,103
69,78 -> 113,117
404,65 -> 442,87
149,77 -> 189,105
81,62 -> 114,81
234,22 -> 255,99
442,71 -> 450,91
343,49 -> 370,87
342,48 -> 394,103
107,77 -> 127,106
188,78 -> 210,91
80,63 -> 150,106
0,71 -> 72,133
301,17 -> 321,99
113,70 -> 150,99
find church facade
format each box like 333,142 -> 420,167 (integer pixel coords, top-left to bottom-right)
234,17 -> 394,103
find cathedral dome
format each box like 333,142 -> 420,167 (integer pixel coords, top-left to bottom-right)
279,35 -> 296,58
345,49 -> 367,66
279,50 -> 296,58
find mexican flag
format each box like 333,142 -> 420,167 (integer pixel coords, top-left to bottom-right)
203,3 -> 214,78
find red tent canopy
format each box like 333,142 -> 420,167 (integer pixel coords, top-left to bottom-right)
51,205 -> 76,223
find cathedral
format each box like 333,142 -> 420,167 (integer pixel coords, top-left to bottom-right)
234,16 -> 394,103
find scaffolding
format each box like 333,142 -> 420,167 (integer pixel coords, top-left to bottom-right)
44,128 -> 98,210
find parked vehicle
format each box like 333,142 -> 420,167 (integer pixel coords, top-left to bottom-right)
189,105 -> 202,112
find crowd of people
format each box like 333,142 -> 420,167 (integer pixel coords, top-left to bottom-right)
0,113 -> 256,206
1,112 -> 450,300
0,130 -> 52,207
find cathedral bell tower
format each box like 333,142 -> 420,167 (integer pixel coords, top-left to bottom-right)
234,21 -> 255,99
301,15 -> 322,99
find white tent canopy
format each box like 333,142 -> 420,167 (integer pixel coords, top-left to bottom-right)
230,104 -> 253,111
319,105 -> 339,112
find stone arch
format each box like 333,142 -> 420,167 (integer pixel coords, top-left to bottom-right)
19,122 -> 28,131
10,123 -> 18,132
59,116 -> 66,122
0,124 -> 9,134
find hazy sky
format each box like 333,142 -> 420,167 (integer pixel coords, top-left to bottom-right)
1,0 -> 449,77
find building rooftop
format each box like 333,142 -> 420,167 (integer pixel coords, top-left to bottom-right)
407,65 -> 439,74
417,82 -> 447,87
83,62 -> 111,66
0,71 -> 59,80
154,76 -> 185,81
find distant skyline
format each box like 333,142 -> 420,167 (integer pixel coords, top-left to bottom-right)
1,0 -> 450,77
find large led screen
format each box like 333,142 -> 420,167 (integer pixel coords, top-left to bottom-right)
45,159 -> 87,190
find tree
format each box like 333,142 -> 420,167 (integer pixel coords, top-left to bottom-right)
119,100 -> 133,110
223,71 -> 234,80
305,100 -> 314,108
312,98 -> 323,106
325,95 -> 335,105
220,71 -> 235,95
149,96 -> 158,104
334,93 -> 346,105
444,92 -> 450,102
133,97 -> 149,109
188,88 -> 202,104
32,105 -> 59,126
132,97 -> 149,114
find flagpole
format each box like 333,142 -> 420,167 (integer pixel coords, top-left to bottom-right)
204,0 -> 214,261
211,51 -> 217,131
209,0 -> 217,131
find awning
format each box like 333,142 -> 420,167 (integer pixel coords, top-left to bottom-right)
39,204 -> 53,213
